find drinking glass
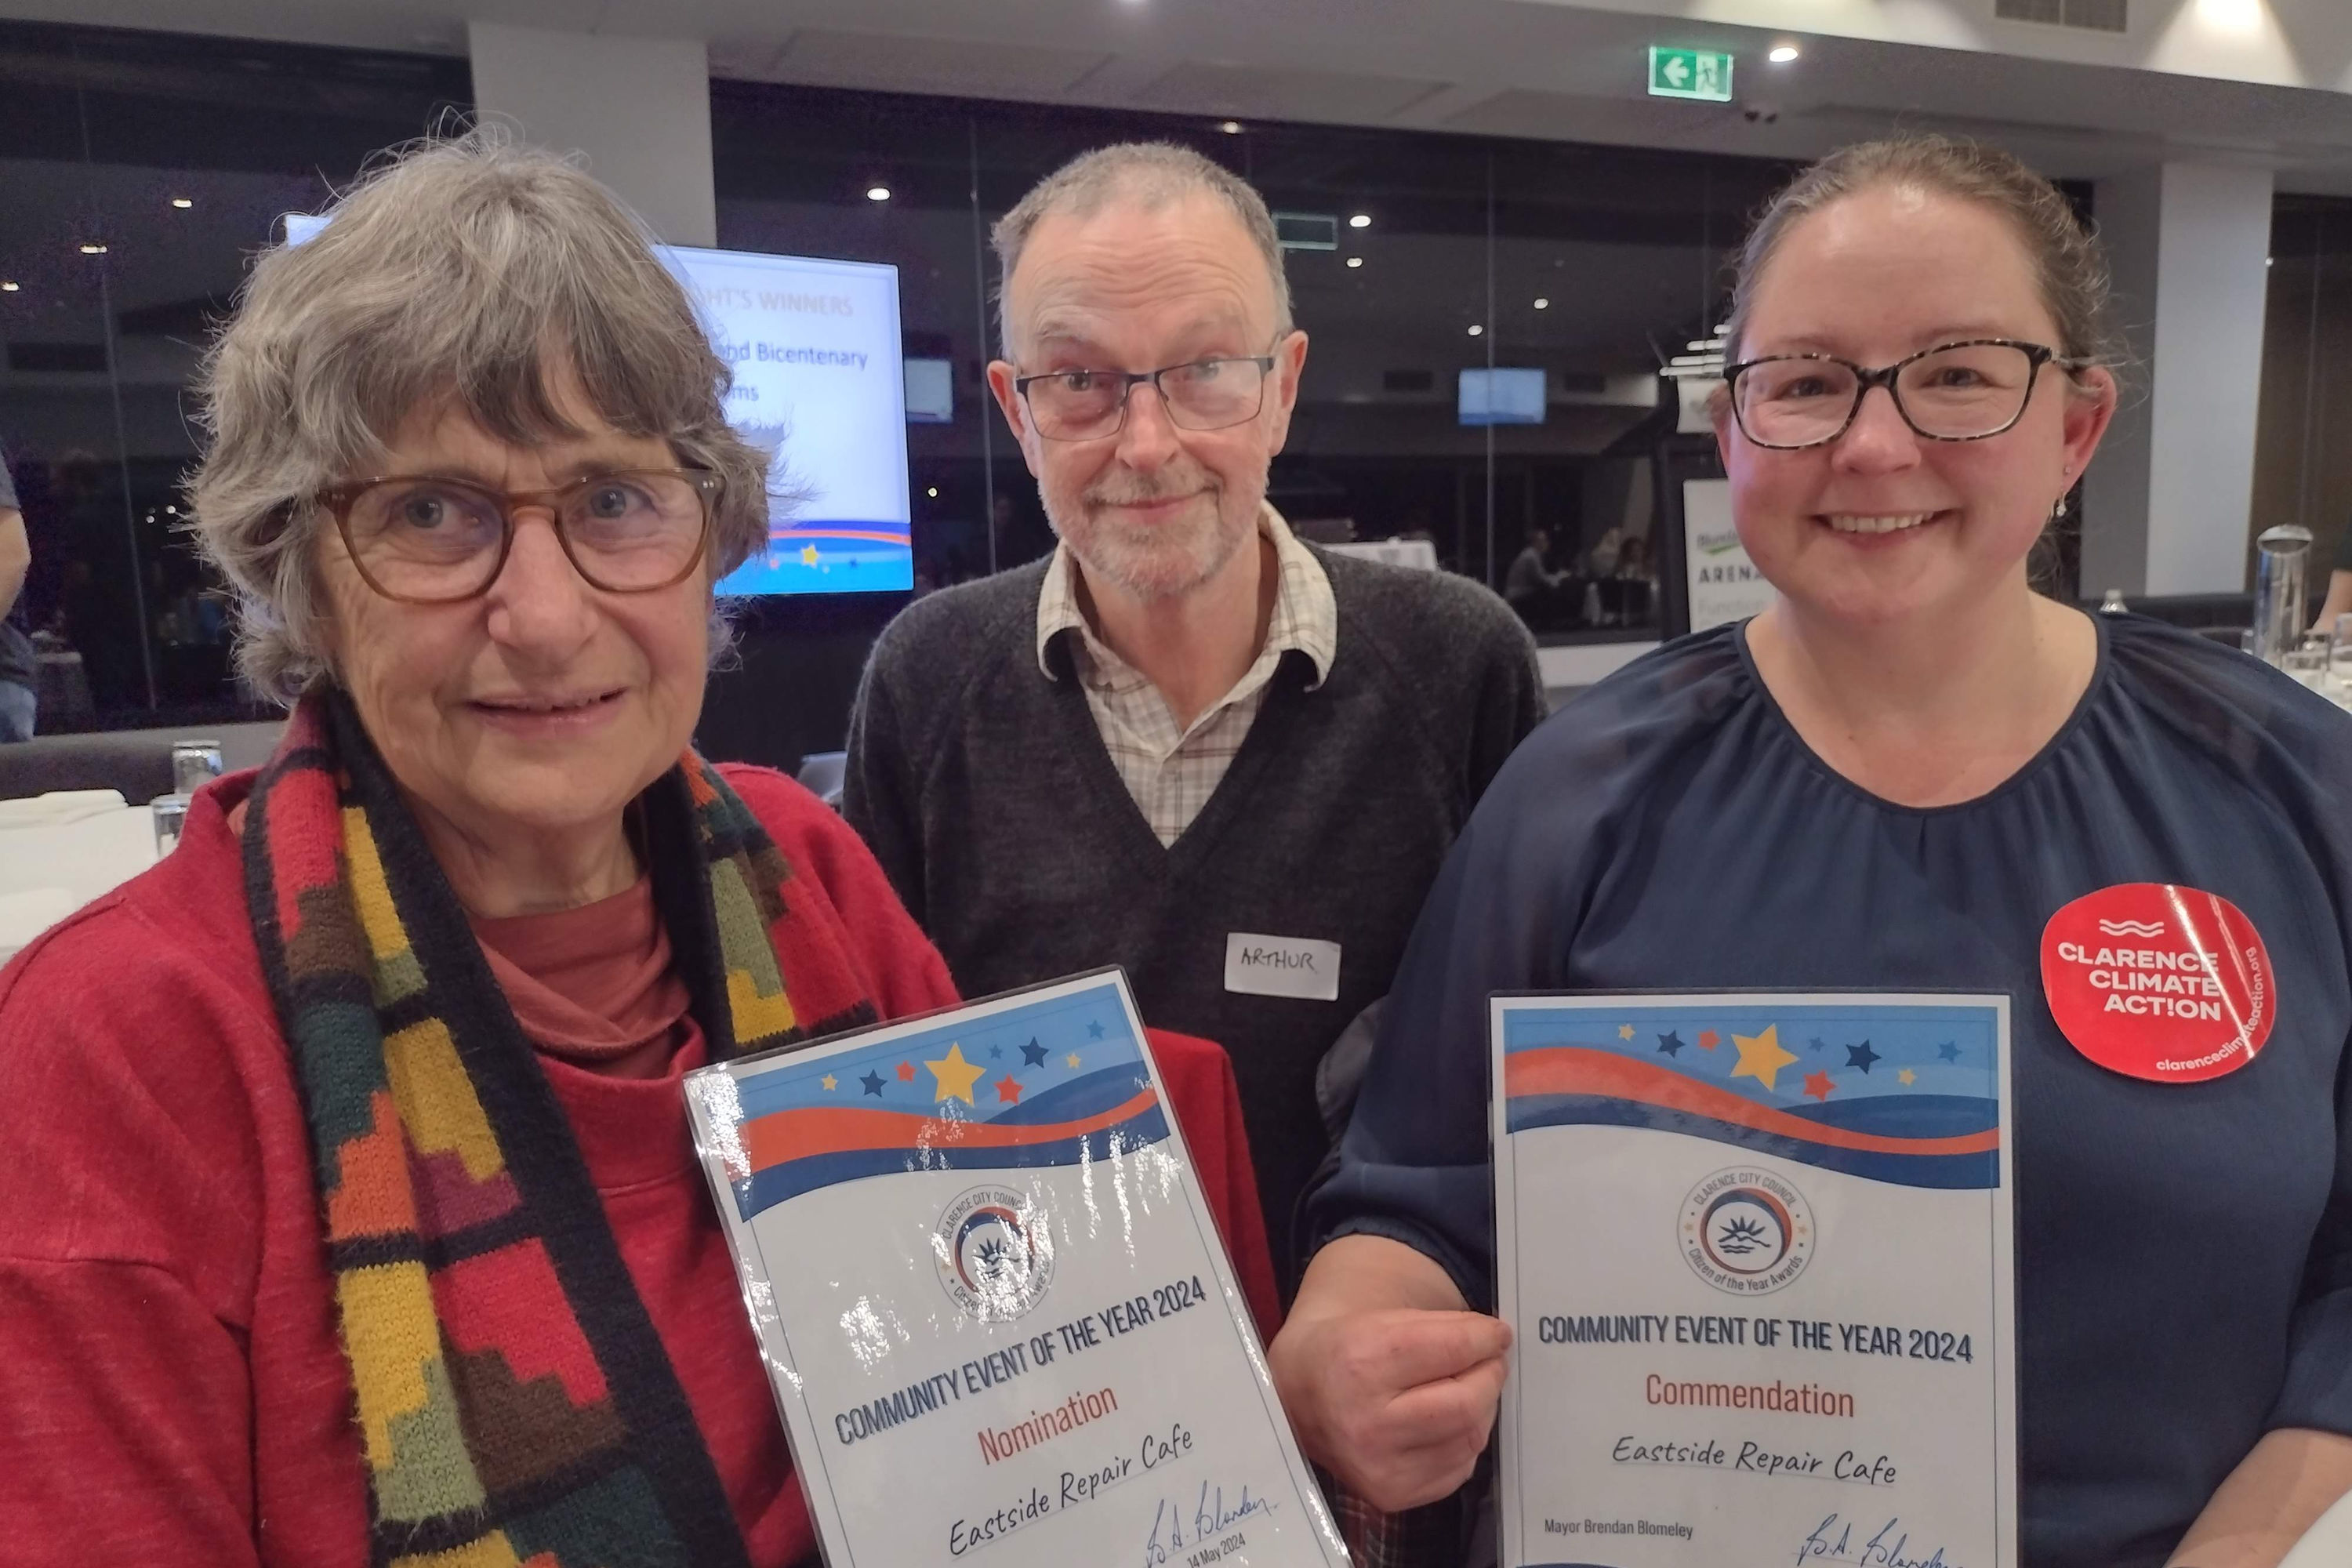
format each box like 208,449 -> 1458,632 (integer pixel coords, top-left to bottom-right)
171,738 -> 224,797
2282,633 -> 2331,691
151,793 -> 190,857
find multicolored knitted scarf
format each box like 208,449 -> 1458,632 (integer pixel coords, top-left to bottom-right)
242,690 -> 878,1567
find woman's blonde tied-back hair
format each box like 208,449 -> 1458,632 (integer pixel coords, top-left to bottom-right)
190,129 -> 774,703
1723,132 -> 2125,370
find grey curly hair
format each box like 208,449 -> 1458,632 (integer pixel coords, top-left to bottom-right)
188,129 -> 773,703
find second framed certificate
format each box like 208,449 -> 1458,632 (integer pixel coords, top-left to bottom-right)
1492,993 -> 2016,1568
686,969 -> 1347,1568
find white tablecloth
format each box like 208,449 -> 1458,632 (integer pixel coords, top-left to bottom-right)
0,803 -> 159,962
2284,1488 -> 2352,1568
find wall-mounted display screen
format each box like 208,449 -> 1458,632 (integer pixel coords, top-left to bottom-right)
663,245 -> 913,594
902,357 -> 954,424
1458,367 -> 1548,426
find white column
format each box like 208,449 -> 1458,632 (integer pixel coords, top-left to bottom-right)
466,22 -> 717,249
2082,162 -> 2274,597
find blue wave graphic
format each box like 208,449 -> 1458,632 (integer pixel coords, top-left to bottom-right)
986,1065 -> 1152,1127
1774,1094 -> 1998,1138
735,1105 -> 1171,1218
1508,1094 -> 1998,1191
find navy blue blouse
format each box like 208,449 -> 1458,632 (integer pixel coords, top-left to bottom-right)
1310,614 -> 2352,1568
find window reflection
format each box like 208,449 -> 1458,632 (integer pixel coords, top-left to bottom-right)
0,23 -> 466,729
2,24 -> 1840,733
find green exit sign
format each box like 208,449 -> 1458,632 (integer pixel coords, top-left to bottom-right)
1649,46 -> 1734,103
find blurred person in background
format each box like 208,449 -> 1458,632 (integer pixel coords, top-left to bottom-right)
0,444 -> 31,740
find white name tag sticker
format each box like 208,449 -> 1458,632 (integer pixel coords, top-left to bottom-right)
1224,932 -> 1342,1001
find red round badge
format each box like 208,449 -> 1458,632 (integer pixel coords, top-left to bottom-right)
2039,884 -> 2274,1083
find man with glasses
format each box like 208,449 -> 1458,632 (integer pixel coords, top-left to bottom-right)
845,143 -> 1544,1307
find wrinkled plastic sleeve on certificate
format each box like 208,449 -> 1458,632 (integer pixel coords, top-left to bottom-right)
685,967 -> 1349,1568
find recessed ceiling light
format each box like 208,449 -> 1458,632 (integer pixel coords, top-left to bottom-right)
78,242 -> 107,255
170,197 -> 194,209
1534,297 -> 1550,310
1345,256 -> 1363,268
1348,213 -> 1372,229
866,185 -> 891,202
1218,121 -> 1243,135
1467,324 -> 1484,336
1769,45 -> 1801,64
926,486 -> 939,497
0,282 -> 17,292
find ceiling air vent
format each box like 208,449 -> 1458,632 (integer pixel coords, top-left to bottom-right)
1272,212 -> 1338,252
1994,0 -> 2126,34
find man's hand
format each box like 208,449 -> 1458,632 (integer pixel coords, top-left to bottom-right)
1268,1234 -> 1510,1512
1272,1304 -> 1510,1510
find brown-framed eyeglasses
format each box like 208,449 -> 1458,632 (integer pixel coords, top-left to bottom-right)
314,468 -> 721,604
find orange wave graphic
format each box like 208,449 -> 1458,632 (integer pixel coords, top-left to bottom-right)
743,1085 -> 1162,1173
1505,1047 -> 1997,1157
768,527 -> 912,546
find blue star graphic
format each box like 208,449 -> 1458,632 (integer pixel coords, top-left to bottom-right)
1087,1020 -> 1106,1040
1936,1040 -> 1962,1063
988,1044 -> 1003,1061
1657,1031 -> 1686,1057
1021,1039 -> 1049,1068
1846,1040 -> 1881,1074
1808,1036 -> 1828,1054
858,1069 -> 886,1097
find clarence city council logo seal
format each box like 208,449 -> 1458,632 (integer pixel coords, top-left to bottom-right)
1680,1167 -> 1815,1295
934,1184 -> 1057,1323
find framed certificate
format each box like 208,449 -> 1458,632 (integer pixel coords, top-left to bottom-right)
685,969 -> 1348,1568
1491,993 -> 2016,1568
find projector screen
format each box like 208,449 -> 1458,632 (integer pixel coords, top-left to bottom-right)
278,216 -> 914,597
1458,367 -> 1548,426
660,245 -> 913,595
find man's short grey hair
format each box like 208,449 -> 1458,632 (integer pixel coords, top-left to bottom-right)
990,142 -> 1294,354
188,128 -> 773,703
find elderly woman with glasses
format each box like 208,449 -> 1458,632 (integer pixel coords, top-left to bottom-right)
1272,136 -> 2352,1568
0,137 -> 973,1565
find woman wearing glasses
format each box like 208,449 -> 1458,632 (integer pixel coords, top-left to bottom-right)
1271,135 -> 2352,1567
0,136 -> 973,1563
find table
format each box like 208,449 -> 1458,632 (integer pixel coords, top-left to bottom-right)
0,804 -> 158,963
2284,1488 -> 2352,1568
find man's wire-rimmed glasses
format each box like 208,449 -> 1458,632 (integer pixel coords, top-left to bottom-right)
1721,338 -> 2093,451
314,469 -> 721,604
1013,352 -> 1279,441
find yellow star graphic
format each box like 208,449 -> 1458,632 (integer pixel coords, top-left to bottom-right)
925,1042 -> 985,1104
1065,1052 -> 1083,1069
821,1073 -> 837,1091
800,543 -> 821,565
1898,1068 -> 1917,1086
1729,1024 -> 1799,1094
1618,1024 -> 1635,1040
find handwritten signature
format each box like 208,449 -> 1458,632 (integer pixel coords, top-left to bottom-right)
1141,1481 -> 1276,1565
1795,1514 -> 1962,1568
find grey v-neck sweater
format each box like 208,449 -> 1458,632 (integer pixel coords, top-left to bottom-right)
844,548 -> 1546,1285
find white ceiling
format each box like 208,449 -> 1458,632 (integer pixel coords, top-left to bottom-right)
15,0 -> 2352,192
